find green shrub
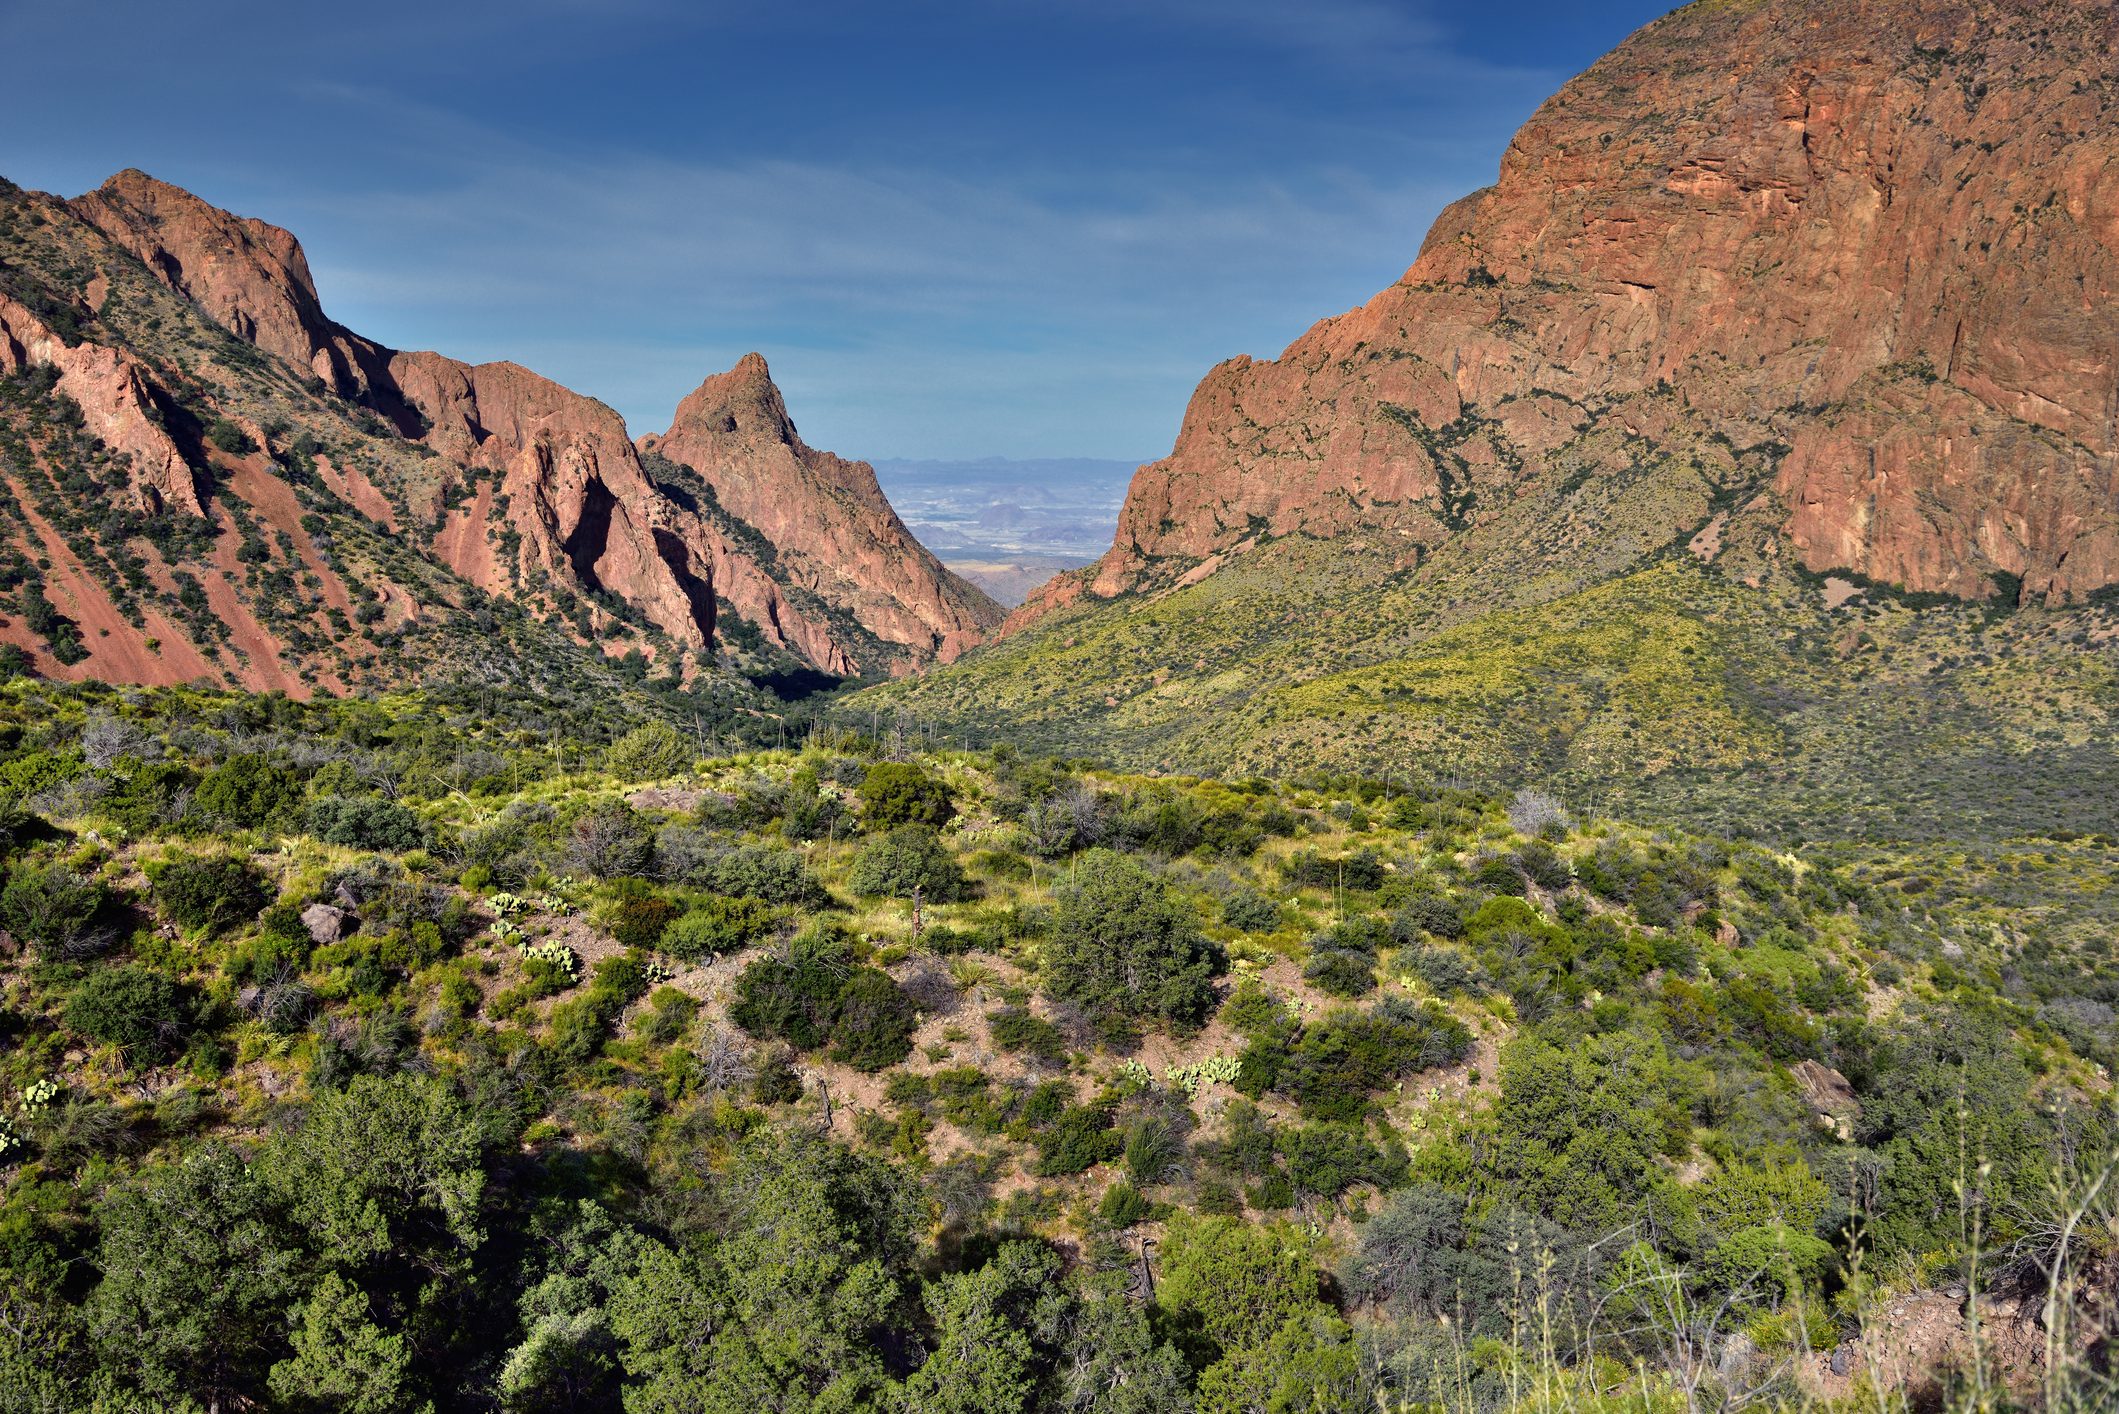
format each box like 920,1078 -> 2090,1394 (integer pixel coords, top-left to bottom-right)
148,854 -> 270,936
730,934 -> 850,1051
988,1006 -> 1066,1062
306,796 -> 425,852
192,756 -> 302,829
1221,890 -> 1283,933
636,987 -> 697,1045
1033,1103 -> 1119,1176
100,762 -> 197,834
1098,1182 -> 1149,1228
1280,1003 -> 1470,1121
1302,924 -> 1385,998
752,1048 -> 804,1104
66,965 -> 183,1063
828,970 -> 918,1072
857,762 -> 955,830
1045,849 -> 1221,1029
608,892 -> 681,950
1220,979 -> 1288,1037
605,721 -> 692,782
682,842 -> 829,908
1280,1123 -> 1404,1199
0,859 -> 114,959
205,419 -> 256,455
730,930 -> 917,1072
1284,848 -> 1387,893
1158,1214 -> 1317,1353
848,825 -> 967,902
661,896 -> 780,961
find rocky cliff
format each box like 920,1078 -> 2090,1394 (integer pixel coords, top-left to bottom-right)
641,354 -> 993,668
1037,0 -> 2119,615
0,170 -> 996,691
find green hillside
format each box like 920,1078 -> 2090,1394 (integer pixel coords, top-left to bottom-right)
0,679 -> 2113,1411
860,494 -> 2119,843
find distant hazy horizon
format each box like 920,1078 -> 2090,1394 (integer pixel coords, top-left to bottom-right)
872,455 -> 1139,605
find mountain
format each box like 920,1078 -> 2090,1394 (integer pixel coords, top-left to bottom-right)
1032,0 -> 2119,613
0,170 -> 998,695
637,356 -> 995,666
861,0 -> 2119,838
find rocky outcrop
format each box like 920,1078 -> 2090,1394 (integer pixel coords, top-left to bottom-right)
642,354 -> 1000,666
1049,0 -> 2119,610
385,351 -> 717,650
57,170 -> 994,673
0,294 -> 200,515
72,170 -> 401,407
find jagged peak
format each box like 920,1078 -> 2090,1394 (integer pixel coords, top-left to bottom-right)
650,352 -> 803,457
75,169 -> 323,303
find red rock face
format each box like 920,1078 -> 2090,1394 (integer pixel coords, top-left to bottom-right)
0,294 -> 200,516
641,353 -> 999,669
54,172 -> 996,674
1050,0 -> 2119,612
72,171 -> 399,403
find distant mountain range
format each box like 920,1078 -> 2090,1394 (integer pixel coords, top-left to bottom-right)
871,457 -> 1138,605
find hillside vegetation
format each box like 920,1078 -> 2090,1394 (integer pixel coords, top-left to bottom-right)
862,505 -> 2119,843
0,680 -> 2113,1412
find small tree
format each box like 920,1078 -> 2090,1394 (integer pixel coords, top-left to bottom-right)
847,825 -> 967,903
1045,849 -> 1222,1030
856,762 -> 955,831
86,1146 -> 303,1408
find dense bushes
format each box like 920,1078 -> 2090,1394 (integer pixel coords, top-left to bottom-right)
149,854 -> 271,936
730,932 -> 917,1071
1044,849 -> 1222,1033
0,680 -> 2107,1412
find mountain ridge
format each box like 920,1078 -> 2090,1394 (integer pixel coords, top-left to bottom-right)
1009,0 -> 2119,627
861,0 -> 2119,837
0,169 -> 998,695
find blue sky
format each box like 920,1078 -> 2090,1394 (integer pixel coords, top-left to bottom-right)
1,0 -> 1673,461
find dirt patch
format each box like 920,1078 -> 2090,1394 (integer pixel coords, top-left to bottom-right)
1823,576 -> 1864,609
317,455 -> 398,532
1801,1289 -> 2047,1403
1688,512 -> 1727,563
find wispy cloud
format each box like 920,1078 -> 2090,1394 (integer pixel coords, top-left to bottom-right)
0,0 -> 1655,458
